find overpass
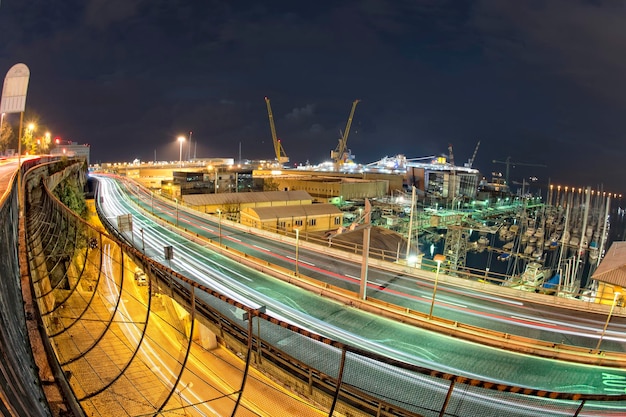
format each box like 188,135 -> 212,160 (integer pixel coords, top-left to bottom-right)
0,159 -> 625,416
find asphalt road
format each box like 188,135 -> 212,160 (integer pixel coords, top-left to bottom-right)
93,173 -> 626,416
109,174 -> 626,353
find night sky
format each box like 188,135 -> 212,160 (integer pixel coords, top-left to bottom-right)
2,1 -> 626,194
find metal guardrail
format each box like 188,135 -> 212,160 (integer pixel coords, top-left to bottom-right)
0,158 -> 67,417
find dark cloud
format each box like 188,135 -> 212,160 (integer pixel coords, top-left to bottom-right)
465,0 -> 626,189
285,104 -> 316,122
473,0 -> 626,104
0,1 -> 624,194
83,0 -> 146,30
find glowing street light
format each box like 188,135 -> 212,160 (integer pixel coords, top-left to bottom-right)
428,254 -> 446,319
177,136 -> 185,167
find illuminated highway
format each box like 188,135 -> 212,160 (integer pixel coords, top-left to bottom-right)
0,159 -> 18,199
92,173 -> 626,416
0,157 -> 42,199
100,242 -> 318,417
111,174 -> 626,353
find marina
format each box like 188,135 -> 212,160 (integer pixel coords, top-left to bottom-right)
368,183 -> 623,303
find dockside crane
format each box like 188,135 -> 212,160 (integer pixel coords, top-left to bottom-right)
492,156 -> 546,184
331,99 -> 360,167
465,140 -> 480,168
264,97 -> 289,165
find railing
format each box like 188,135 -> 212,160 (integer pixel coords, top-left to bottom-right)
0,158 -> 68,417
18,168 -> 626,416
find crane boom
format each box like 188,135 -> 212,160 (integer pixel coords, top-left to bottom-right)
264,97 -> 289,164
467,140 -> 480,168
331,99 -> 360,165
492,156 -> 546,184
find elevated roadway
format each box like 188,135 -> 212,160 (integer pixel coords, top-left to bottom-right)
93,174 -> 626,415
104,174 -> 626,354
9,160 -> 626,416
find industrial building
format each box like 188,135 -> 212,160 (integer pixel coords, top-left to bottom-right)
181,189 -> 317,221
254,169 -> 390,203
50,141 -> 90,164
240,203 -> 343,234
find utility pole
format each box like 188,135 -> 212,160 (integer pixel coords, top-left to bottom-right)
188,131 -> 193,161
405,186 -> 416,263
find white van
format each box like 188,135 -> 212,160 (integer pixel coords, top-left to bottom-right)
134,267 -> 147,286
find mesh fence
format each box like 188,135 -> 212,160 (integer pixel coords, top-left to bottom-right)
15,163 -> 626,417
0,166 -> 52,416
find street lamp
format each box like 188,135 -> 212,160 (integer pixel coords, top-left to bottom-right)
294,228 -> 300,276
428,254 -> 446,319
216,208 -> 222,246
175,198 -> 179,227
177,135 -> 185,167
596,291 -> 622,351
140,228 -> 145,254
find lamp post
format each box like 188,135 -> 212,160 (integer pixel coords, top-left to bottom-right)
177,135 -> 185,167
428,254 -> 446,319
140,228 -> 145,254
216,208 -> 222,246
175,198 -> 179,227
596,291 -> 621,351
294,228 -> 300,276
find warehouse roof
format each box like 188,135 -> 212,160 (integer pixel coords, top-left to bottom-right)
592,241 -> 626,287
183,190 -> 312,206
245,203 -> 342,220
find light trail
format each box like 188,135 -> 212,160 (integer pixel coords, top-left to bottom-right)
101,243 -> 217,416
92,174 -> 626,416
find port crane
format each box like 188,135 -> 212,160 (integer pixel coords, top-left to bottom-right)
465,140 -> 480,168
331,99 -> 360,167
492,156 -> 546,184
264,97 -> 289,165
